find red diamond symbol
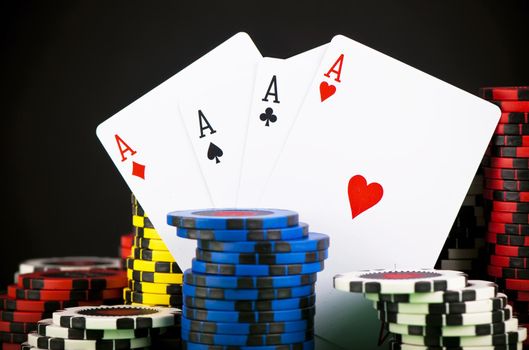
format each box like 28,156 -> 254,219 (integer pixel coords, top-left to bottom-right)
132,161 -> 145,180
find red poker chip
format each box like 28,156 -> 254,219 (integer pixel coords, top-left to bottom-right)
492,100 -> 529,113
0,310 -> 51,323
506,290 -> 529,302
120,247 -> 131,259
490,211 -> 529,224
483,167 -> 529,181
0,294 -> 119,312
485,179 -> 529,191
490,243 -> 529,257
121,234 -> 134,248
487,265 -> 529,279
494,123 -> 529,135
491,135 -> 529,147
0,320 -> 36,333
492,201 -> 529,213
493,277 -> 529,291
480,86 -> 529,101
484,156 -> 529,169
483,189 -> 529,202
490,147 -> 529,158
17,269 -> 127,290
0,332 -> 27,344
2,343 -> 23,350
487,232 -> 529,246
490,254 -> 529,268
7,285 -> 122,302
488,222 -> 529,236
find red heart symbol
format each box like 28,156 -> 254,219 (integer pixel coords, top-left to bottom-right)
319,81 -> 336,102
348,175 -> 383,219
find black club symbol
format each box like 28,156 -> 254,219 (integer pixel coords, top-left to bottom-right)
259,107 -> 277,127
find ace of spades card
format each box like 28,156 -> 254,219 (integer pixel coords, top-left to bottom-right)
260,35 -> 500,349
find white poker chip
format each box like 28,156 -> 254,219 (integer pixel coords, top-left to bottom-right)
36,319 -> 165,340
386,317 -> 519,337
389,341 -> 523,350
27,332 -> 151,349
374,293 -> 508,315
364,280 -> 497,304
52,305 -> 180,330
378,305 -> 512,326
333,269 -> 467,294
398,327 -> 527,347
19,257 -> 122,274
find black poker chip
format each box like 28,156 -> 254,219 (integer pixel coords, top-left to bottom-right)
487,232 -> 529,246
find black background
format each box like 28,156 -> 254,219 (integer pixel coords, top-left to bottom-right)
2,1 -> 528,288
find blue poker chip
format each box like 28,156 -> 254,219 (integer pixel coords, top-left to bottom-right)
191,259 -> 325,276
183,295 -> 316,312
184,270 -> 317,289
181,317 -> 313,335
182,339 -> 315,350
182,329 -> 313,346
167,209 -> 299,230
176,223 -> 309,241
182,305 -> 316,323
197,233 -> 330,253
182,284 -> 315,300
195,249 -> 328,265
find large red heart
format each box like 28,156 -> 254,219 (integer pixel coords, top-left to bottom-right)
348,175 -> 383,219
319,81 -> 336,102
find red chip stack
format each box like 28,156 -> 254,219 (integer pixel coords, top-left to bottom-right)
480,86 -> 529,339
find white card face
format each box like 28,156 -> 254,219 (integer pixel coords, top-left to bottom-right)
260,35 -> 500,349
178,48 -> 261,207
237,45 -> 327,206
96,33 -> 261,269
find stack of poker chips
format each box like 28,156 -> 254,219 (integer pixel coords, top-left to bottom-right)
167,209 -> 329,350
22,305 -> 180,350
436,174 -> 487,279
0,268 -> 125,350
479,86 -> 529,335
334,269 -> 528,350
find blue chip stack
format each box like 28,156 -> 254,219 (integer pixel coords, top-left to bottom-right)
167,209 -> 329,350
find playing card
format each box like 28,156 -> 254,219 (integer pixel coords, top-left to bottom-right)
237,45 -> 327,206
260,35 -> 500,349
178,48 -> 262,207
96,33 -> 261,269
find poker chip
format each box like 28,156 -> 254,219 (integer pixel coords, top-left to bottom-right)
364,280 -> 498,304
183,295 -> 316,312
183,270 -> 317,289
480,87 -> 529,101
182,284 -> 315,301
123,288 -> 182,307
484,157 -> 529,169
119,247 -> 131,259
0,296 -> 117,312
490,244 -> 529,257
126,257 -> 182,273
7,285 -> 122,302
181,340 -> 315,350
438,259 -> 480,271
195,248 -> 328,265
133,215 -> 155,229
374,293 -> 508,315
490,254 -> 529,269
439,248 -> 481,260
177,223 -> 309,242
181,317 -> 312,335
36,318 -> 162,340
492,135 -> 529,147
0,310 -> 52,323
378,305 -> 513,326
181,330 -> 313,346
386,317 -> 519,336
134,237 -> 169,251
396,327 -> 526,346
17,270 -> 127,290
27,331 -> 151,350
120,234 -> 133,248
487,233 -> 529,246
0,332 -> 27,344
127,269 -> 183,284
131,194 -> 146,216
484,189 -> 529,202
191,259 -> 325,276
196,233 -> 329,253
492,100 -> 529,113
18,257 -> 122,274
167,209 -> 299,230
389,342 -> 524,350
486,179 -> 529,191
182,305 -> 315,323
132,247 -> 175,262
492,202 -> 529,213
492,277 -> 529,291
133,226 -> 160,239
490,147 -> 529,158
127,280 -> 183,295
53,305 -> 180,330
489,222 -> 529,236
0,320 -> 37,333
333,269 -> 467,294
490,212 -> 529,224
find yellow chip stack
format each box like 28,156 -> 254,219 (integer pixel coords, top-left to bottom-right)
123,194 -> 183,308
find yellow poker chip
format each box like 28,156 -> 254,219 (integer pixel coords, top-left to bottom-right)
128,280 -> 183,295
134,237 -> 168,251
131,246 -> 175,262
126,257 -> 181,274
127,269 -> 183,284
132,215 -> 154,229
133,226 -> 160,239
123,288 -> 182,307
